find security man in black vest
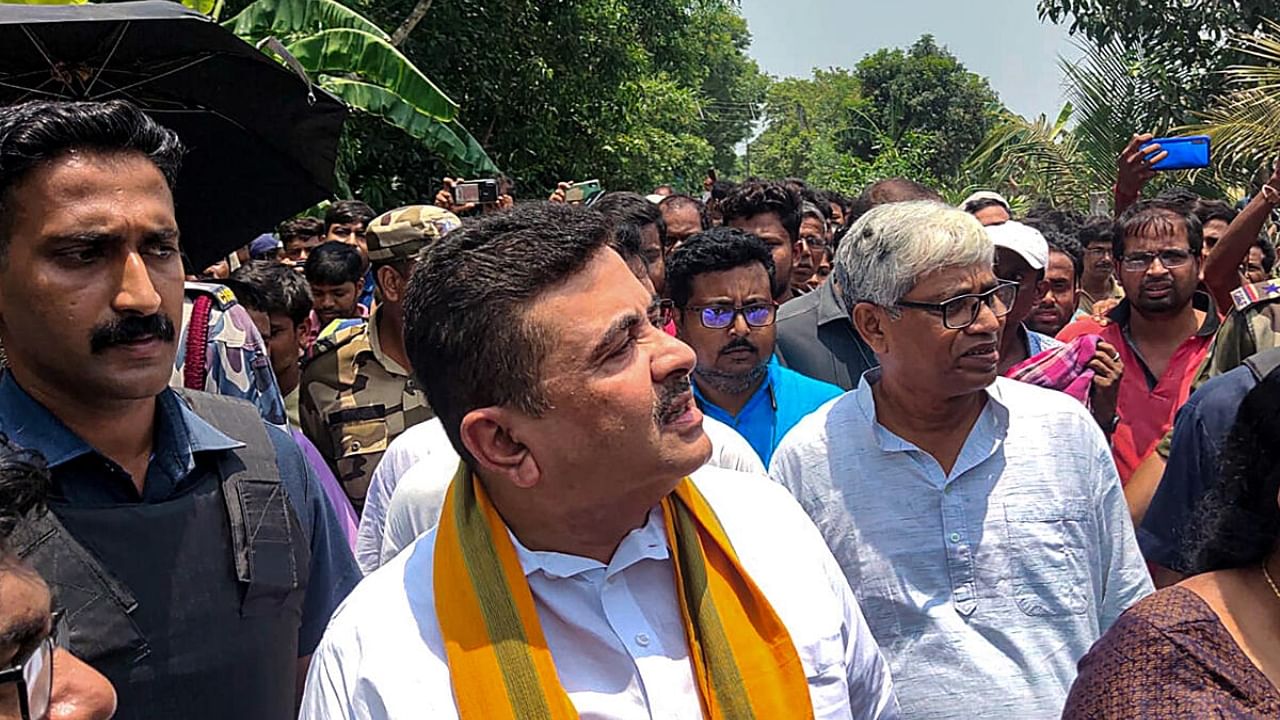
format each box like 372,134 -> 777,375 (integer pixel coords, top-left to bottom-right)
0,99 -> 360,719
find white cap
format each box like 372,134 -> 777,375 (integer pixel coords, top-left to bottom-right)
645,194 -> 666,205
985,220 -> 1048,271
961,190 -> 1011,212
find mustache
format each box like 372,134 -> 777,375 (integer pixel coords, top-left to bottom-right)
719,337 -> 758,356
653,374 -> 693,425
90,313 -> 176,354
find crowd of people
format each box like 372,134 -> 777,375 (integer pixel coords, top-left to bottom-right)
4,96 -> 1280,720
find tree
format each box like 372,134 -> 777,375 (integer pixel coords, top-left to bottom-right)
749,36 -> 1001,194
1038,0 -> 1274,126
851,35 -> 1000,181
322,0 -> 766,205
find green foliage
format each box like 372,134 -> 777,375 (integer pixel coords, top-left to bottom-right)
750,36 -> 998,195
851,35 -> 1000,181
335,0 -> 766,204
1038,0 -> 1274,127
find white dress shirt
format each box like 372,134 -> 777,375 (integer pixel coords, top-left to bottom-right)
770,374 -> 1153,719
359,416 -> 767,573
301,467 -> 900,720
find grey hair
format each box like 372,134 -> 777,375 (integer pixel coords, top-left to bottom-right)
834,200 -> 993,311
800,201 -> 827,225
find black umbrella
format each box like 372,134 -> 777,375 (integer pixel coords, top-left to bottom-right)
0,1 -> 348,269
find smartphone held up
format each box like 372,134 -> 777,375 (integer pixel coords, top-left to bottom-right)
1141,135 -> 1211,172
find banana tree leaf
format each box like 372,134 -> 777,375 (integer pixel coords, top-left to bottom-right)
288,28 -> 457,122
320,77 -> 496,175
223,0 -> 387,43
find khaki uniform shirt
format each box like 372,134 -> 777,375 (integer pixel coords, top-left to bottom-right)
299,307 -> 432,512
1077,279 -> 1124,317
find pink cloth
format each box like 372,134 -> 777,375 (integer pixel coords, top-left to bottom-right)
291,428 -> 359,551
1004,334 -> 1101,407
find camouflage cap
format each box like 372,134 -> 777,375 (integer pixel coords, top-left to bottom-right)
366,205 -> 462,264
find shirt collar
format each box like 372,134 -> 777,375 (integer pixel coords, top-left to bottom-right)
816,279 -> 851,326
690,361 -> 778,419
512,505 -> 670,581
0,373 -> 241,469
853,368 -> 1010,455
1106,290 -> 1221,338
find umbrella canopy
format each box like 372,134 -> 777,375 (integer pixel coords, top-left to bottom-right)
0,1 -> 347,269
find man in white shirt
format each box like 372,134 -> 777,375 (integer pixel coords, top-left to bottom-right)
770,201 -> 1151,720
371,415 -> 768,570
301,202 -> 898,719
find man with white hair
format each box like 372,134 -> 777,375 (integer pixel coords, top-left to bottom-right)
770,201 -> 1152,719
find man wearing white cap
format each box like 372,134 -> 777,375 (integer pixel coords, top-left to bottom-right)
987,221 -> 1063,374
961,191 -> 1012,226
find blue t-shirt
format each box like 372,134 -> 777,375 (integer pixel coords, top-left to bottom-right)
1138,363 -> 1258,572
693,358 -> 843,467
0,374 -> 360,654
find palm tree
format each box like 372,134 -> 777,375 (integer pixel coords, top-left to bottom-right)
1189,19 -> 1280,190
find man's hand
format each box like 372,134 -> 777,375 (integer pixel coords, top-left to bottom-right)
433,177 -> 477,215
548,181 -> 572,204
1090,297 -> 1121,323
1115,133 -> 1167,206
1089,340 -> 1124,432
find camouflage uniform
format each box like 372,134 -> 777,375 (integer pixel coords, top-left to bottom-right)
298,205 -> 460,512
1152,279 -> 1280,458
171,282 -> 288,429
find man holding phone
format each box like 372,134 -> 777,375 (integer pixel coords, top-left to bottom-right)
433,177 -> 514,216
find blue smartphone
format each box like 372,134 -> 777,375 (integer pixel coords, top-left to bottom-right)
1142,135 -> 1210,171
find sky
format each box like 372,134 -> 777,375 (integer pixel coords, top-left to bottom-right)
738,0 -> 1083,121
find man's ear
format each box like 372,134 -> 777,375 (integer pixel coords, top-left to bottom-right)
853,302 -> 890,355
375,265 -> 406,304
459,407 -> 541,490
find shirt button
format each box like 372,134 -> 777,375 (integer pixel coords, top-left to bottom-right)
635,633 -> 650,647
949,533 -> 961,543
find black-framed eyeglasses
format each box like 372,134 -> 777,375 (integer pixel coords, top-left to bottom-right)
1120,249 -> 1193,273
0,611 -> 61,720
684,302 -> 778,329
895,281 -> 1018,330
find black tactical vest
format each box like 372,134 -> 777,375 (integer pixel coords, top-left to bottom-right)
12,391 -> 309,720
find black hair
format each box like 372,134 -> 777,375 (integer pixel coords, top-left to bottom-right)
278,216 -> 325,243
219,278 -> 266,314
847,178 -> 944,224
1117,199 -> 1204,260
593,192 -> 667,246
0,434 -> 50,555
1185,366 -> 1280,573
304,240 -> 364,287
658,194 -> 712,233
1025,203 -> 1086,237
1042,229 -> 1084,284
324,199 -> 375,231
720,180 -> 803,243
0,100 -> 184,256
665,226 -> 776,308
1076,215 -> 1119,249
1257,234 -> 1277,274
1194,199 -> 1238,228
403,203 -> 612,463
709,180 -> 737,201
609,222 -> 649,278
231,260 -> 314,326
963,197 -> 1009,216
1155,186 -> 1202,213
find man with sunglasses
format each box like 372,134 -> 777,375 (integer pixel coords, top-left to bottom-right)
1058,200 -> 1221,486
667,227 -> 842,466
772,201 -> 1151,720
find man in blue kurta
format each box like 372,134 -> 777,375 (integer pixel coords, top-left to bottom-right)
667,227 -> 842,466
